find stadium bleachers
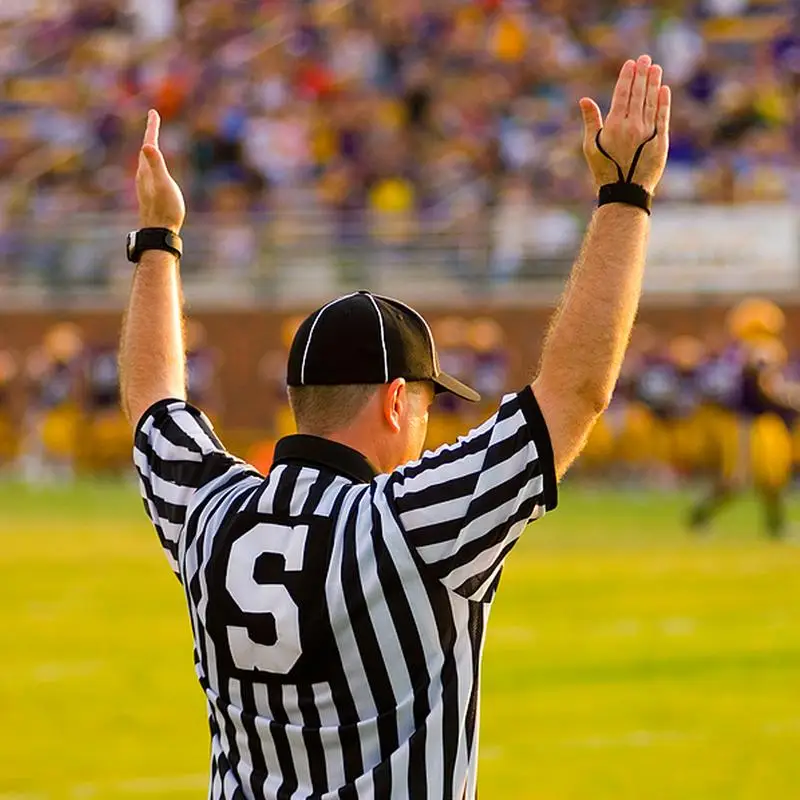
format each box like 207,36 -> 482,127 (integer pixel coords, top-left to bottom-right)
0,0 -> 797,293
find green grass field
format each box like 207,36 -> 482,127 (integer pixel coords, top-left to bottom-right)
1,481 -> 799,799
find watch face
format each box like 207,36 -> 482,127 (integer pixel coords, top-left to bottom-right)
127,231 -> 137,260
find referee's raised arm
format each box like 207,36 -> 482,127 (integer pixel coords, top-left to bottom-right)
533,55 -> 671,478
119,109 -> 187,428
119,111 -> 261,578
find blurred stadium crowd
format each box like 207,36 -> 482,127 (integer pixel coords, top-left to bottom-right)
2,299 -> 800,536
0,0 -> 797,289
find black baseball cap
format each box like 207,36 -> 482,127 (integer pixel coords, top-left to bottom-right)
287,291 -> 481,402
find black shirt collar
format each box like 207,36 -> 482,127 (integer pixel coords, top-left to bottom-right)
272,434 -> 378,484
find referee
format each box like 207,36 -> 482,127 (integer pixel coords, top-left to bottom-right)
121,55 -> 670,799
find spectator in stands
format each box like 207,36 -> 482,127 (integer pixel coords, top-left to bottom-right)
0,0 -> 796,289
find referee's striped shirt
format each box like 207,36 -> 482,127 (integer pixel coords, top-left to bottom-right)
134,386 -> 557,799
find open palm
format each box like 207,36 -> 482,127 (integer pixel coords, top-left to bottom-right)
579,55 -> 671,195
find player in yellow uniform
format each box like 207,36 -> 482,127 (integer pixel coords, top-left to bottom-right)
426,316 -> 474,449
468,316 -> 509,422
22,323 -> 84,482
0,343 -> 19,465
186,321 -> 222,424
627,334 -> 704,485
610,324 -> 664,479
83,343 -> 129,473
689,300 -> 794,538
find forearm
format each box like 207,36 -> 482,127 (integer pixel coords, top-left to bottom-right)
534,204 -> 649,472
119,251 -> 186,426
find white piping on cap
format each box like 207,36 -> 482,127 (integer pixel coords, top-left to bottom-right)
300,292 -> 358,385
365,293 -> 389,382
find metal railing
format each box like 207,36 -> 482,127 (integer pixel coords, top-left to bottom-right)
1,203 -> 798,308
0,205 -> 588,307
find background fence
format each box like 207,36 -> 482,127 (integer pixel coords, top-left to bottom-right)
1,202 -> 799,307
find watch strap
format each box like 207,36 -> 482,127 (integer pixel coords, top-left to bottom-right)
127,228 -> 183,263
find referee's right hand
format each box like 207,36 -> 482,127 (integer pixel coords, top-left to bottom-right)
136,109 -> 186,235
579,54 -> 671,195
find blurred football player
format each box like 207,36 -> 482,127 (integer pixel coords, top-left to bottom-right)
259,315 -> 304,442
186,320 -> 221,422
21,322 -> 84,482
83,342 -> 128,473
690,299 -> 794,538
694,327 -> 744,482
469,317 -> 509,411
0,343 -> 19,465
427,316 -> 474,449
630,333 -> 703,483
664,335 -> 707,475
610,323 -> 663,475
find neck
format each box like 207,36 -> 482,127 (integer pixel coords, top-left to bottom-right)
305,426 -> 386,473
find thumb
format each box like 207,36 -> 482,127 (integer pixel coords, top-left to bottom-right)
141,144 -> 168,175
579,97 -> 603,141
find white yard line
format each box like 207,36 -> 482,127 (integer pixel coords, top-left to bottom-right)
562,730 -> 704,749
32,661 -> 103,684
114,774 -> 208,794
660,616 -> 697,637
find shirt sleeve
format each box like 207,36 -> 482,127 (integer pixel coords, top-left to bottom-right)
383,386 -> 557,602
133,398 -> 261,577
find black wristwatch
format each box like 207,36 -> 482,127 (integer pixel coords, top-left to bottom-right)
126,228 -> 183,263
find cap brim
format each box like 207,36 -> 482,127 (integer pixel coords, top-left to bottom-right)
433,372 -> 481,403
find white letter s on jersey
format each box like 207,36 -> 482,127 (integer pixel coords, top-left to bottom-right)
226,522 -> 309,674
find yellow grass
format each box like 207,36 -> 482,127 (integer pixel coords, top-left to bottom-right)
1,482 -> 799,798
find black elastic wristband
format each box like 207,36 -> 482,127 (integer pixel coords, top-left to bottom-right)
127,228 -> 183,263
598,182 -> 652,215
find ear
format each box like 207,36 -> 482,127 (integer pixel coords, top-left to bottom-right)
382,378 -> 407,434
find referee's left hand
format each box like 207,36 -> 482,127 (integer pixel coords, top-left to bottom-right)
579,54 -> 671,195
136,109 -> 186,235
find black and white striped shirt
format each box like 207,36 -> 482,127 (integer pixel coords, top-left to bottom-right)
134,386 -> 557,799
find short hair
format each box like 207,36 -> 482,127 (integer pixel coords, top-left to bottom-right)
287,384 -> 379,436
287,381 -> 431,436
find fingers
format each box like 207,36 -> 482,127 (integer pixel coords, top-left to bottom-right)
579,97 -> 603,141
141,143 -> 168,176
657,85 -> 672,134
627,54 -> 652,119
608,59 -> 636,119
643,65 -> 662,131
143,109 -> 161,149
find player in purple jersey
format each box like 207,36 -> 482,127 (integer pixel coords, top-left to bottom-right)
694,335 -> 743,462
469,317 -> 510,413
85,346 -> 120,412
186,320 -> 221,419
21,323 -> 84,481
690,331 -> 796,539
633,336 -> 704,481
695,341 -> 743,413
609,324 -> 663,475
428,316 -> 474,448
84,344 -> 128,472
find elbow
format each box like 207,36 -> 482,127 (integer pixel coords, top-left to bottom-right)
575,381 -> 612,419
534,371 -> 611,424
